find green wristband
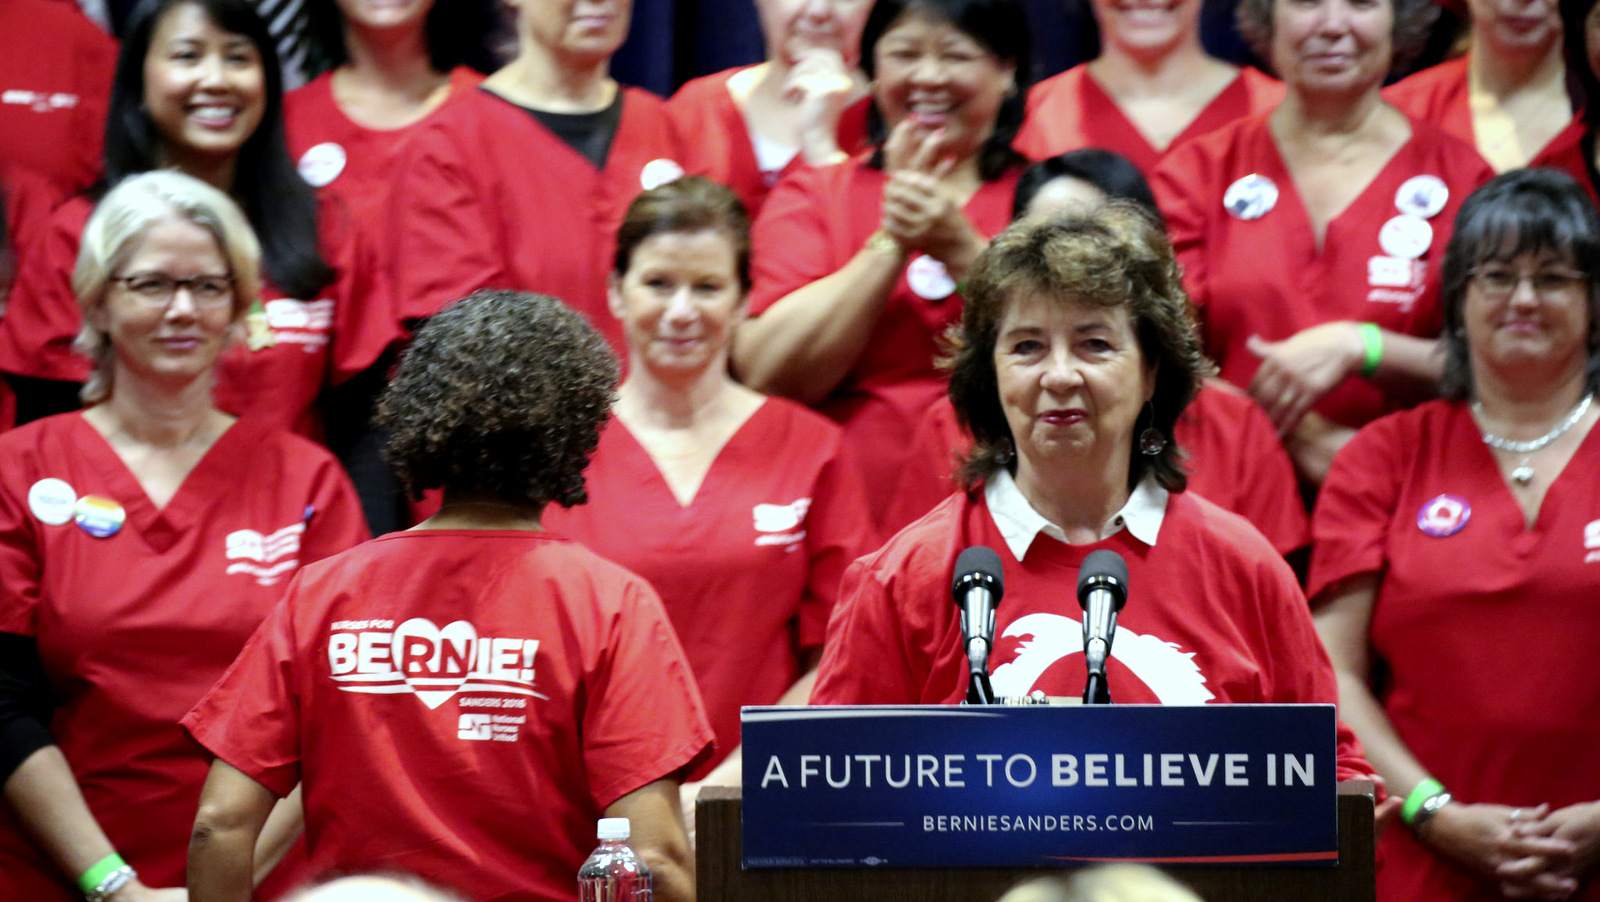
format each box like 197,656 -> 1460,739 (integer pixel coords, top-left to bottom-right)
78,853 -> 126,895
1359,323 -> 1383,378
1401,778 -> 1445,826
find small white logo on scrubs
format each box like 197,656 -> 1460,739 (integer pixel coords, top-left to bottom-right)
906,255 -> 957,301
297,142 -> 347,187
1395,175 -> 1448,219
263,298 -> 333,351
640,158 -> 685,190
1379,215 -> 1433,260
1368,255 -> 1422,289
225,522 -> 304,585
1584,519 -> 1600,562
753,498 -> 810,548
27,478 -> 76,525
1223,175 -> 1277,220
1417,494 -> 1470,537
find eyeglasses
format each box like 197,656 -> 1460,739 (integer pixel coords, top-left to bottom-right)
111,272 -> 235,308
1469,265 -> 1587,300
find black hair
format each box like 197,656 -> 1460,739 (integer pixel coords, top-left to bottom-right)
859,0 -> 1033,181
1011,148 -> 1162,223
304,0 -> 504,76
1561,0 -> 1600,133
107,0 -> 333,300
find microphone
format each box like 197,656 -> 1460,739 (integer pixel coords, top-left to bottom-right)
1077,549 -> 1128,705
951,546 -> 1004,705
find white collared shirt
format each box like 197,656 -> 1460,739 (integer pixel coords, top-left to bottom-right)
984,468 -> 1169,561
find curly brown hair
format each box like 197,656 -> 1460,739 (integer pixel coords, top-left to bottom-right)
1235,0 -> 1438,78
948,203 -> 1213,493
377,290 -> 619,508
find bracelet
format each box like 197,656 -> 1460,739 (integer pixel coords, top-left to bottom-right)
864,230 -> 903,259
1401,777 -> 1446,826
79,853 -> 136,902
1359,322 -> 1383,378
86,865 -> 134,902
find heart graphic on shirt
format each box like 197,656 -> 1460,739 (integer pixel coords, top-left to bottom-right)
392,618 -> 479,709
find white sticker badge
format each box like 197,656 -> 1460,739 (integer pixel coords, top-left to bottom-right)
1368,255 -> 1417,288
28,478 -> 76,525
639,158 -> 685,190
906,255 -> 957,300
1379,214 -> 1434,260
1223,174 -> 1278,220
297,142 -> 347,188
1395,175 -> 1449,219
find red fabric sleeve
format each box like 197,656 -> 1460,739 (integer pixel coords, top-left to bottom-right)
1306,414 -> 1406,603
1149,145 -> 1213,311
747,166 -> 844,315
0,460 -> 42,637
0,201 -> 90,382
299,450 -> 370,564
320,200 -> 401,384
810,557 -> 919,705
797,435 -> 878,648
583,579 -> 714,808
1224,388 -> 1310,556
182,591 -> 305,798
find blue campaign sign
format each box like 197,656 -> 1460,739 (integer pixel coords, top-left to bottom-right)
741,704 -> 1337,868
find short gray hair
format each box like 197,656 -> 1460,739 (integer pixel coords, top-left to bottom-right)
1236,0 -> 1439,78
73,169 -> 262,404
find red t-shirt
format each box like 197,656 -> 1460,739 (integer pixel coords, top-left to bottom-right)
811,487 -> 1374,781
0,413 -> 367,900
387,85 -> 684,354
1310,400 -> 1600,902
0,195 -> 361,435
1014,64 -> 1284,173
1383,55 -> 1581,173
748,155 -> 1021,524
184,530 -> 714,902
0,0 -> 116,195
1,164 -> 65,431
1153,112 -> 1493,427
883,382 -> 1309,554
541,398 -> 877,774
667,66 -> 871,218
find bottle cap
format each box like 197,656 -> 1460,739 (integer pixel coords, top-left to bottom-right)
597,817 -> 631,841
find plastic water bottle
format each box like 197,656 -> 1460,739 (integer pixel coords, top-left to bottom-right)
578,817 -> 653,902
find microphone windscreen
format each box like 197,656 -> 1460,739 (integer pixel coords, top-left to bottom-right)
952,545 -> 1005,598
1077,549 -> 1129,608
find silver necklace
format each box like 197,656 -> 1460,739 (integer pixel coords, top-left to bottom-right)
1472,392 -> 1593,485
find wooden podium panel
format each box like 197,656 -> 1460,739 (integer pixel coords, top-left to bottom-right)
696,782 -> 1375,902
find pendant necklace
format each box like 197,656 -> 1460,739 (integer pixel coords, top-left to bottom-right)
1472,392 -> 1594,485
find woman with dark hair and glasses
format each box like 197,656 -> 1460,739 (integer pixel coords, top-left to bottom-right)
1312,169 -> 1600,902
734,0 -> 1033,527
0,0 -> 366,440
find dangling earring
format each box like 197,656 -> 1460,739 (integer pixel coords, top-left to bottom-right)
995,438 -> 1016,467
1138,402 -> 1166,457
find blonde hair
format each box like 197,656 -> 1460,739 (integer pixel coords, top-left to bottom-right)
73,169 -> 262,404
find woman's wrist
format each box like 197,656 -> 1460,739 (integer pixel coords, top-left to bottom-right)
79,853 -> 136,902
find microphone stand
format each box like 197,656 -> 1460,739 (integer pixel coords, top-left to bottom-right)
1082,670 -> 1110,705
967,668 -> 996,705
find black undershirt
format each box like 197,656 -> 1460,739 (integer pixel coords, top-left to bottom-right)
487,86 -> 625,170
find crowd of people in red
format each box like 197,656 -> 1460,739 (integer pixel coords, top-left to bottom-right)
2,0 -> 1599,899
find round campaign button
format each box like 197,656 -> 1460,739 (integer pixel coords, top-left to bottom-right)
1223,174 -> 1278,220
639,158 -> 685,190
906,254 -> 957,300
27,478 -> 76,526
1395,175 -> 1449,219
74,495 -> 126,539
1417,494 -> 1471,537
297,142 -> 347,188
1379,214 -> 1433,260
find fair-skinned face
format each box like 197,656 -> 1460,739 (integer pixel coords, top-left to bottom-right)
92,216 -> 239,391
871,10 -> 1015,163
1023,177 -> 1110,220
143,3 -> 267,167
1090,0 -> 1203,59
1464,249 -> 1593,379
609,228 -> 747,382
995,292 -> 1157,481
334,0 -> 436,32
509,0 -> 632,64
1467,0 -> 1560,56
757,0 -> 872,67
1269,0 -> 1393,97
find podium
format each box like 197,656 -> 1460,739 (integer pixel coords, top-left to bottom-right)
696,781 -> 1376,902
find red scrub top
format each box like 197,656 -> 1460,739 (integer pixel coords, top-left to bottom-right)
387,85 -> 685,353
811,486 -> 1375,782
0,0 -> 116,195
542,398 -> 877,775
1014,65 -> 1284,172
0,413 -> 368,901
668,65 -> 871,217
1526,118 -> 1599,204
1153,113 -> 1493,427
0,195 -> 362,435
1384,55 -> 1581,172
1310,400 -> 1600,902
884,382 -> 1309,554
184,529 -> 714,902
748,154 -> 1022,524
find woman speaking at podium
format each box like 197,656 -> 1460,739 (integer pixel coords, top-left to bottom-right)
809,204 -> 1374,782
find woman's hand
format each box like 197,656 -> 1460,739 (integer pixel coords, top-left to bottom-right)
1495,801 -> 1600,899
1247,322 -> 1366,433
785,49 -> 856,166
1423,803 -> 1575,886
879,122 -> 984,277
108,880 -> 188,902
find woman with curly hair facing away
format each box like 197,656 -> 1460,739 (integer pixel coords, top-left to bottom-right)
184,290 -> 712,902
810,206 -> 1376,788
